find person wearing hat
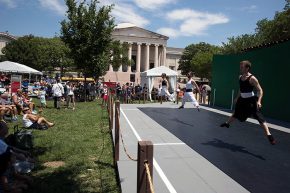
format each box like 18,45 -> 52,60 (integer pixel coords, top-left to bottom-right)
22,107 -> 54,129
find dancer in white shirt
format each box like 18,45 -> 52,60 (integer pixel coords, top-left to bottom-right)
178,72 -> 200,111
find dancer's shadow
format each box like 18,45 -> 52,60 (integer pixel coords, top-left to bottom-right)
169,118 -> 195,127
202,138 -> 266,160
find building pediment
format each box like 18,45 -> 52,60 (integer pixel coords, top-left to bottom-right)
0,32 -> 17,42
113,26 -> 169,41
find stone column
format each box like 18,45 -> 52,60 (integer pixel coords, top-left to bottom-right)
163,45 -> 167,66
154,44 -> 159,68
127,42 -> 132,72
145,43 -> 150,71
109,64 -> 113,72
136,42 -> 141,72
118,54 -> 123,72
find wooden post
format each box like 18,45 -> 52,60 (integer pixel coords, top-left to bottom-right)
107,90 -> 110,112
110,96 -> 114,130
108,91 -> 111,128
137,141 -> 153,193
114,100 -> 120,164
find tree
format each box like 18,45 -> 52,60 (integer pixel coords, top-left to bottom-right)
38,38 -> 74,76
221,34 -> 261,54
2,36 -> 73,74
222,0 -> 290,54
61,0 -> 115,80
178,42 -> 221,79
110,41 -> 131,71
2,35 -> 41,70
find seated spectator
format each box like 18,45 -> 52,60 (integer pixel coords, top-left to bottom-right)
22,108 -> 54,129
12,90 -> 36,115
12,90 -> 24,115
0,121 -> 32,193
22,93 -> 36,113
0,94 -> 18,122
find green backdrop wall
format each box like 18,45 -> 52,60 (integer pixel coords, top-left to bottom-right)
211,40 -> 290,122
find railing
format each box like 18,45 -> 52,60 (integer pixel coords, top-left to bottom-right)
107,90 -> 155,193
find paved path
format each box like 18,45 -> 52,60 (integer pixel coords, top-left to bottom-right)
116,102 -> 290,193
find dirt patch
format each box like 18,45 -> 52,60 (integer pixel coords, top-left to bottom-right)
43,161 -> 65,168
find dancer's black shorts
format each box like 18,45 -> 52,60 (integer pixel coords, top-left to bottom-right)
233,96 -> 265,124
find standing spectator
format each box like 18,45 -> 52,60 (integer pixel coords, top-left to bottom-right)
89,83 -> 97,101
67,83 -> 76,110
52,80 -> 64,109
142,83 -> 148,101
63,82 -> 69,104
116,83 -> 122,99
38,87 -> 47,111
201,86 -> 207,104
102,84 -> 108,106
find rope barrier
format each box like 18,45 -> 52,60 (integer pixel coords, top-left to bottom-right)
144,161 -> 155,193
116,109 -> 138,161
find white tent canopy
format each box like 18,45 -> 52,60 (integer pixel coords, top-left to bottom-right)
140,66 -> 178,101
0,61 -> 43,75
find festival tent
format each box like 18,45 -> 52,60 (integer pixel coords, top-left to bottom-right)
140,66 -> 178,101
0,61 -> 43,75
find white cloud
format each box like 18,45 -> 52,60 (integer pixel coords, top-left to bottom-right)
0,0 -> 16,8
38,0 -> 66,15
157,28 -> 180,38
111,3 -> 150,27
36,0 -> 149,27
133,0 -> 176,10
157,9 -> 229,37
240,5 -> 258,12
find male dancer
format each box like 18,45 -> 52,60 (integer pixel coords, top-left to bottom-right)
178,72 -> 200,111
220,60 -> 276,145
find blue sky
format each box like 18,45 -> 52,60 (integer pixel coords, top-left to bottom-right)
0,0 -> 286,48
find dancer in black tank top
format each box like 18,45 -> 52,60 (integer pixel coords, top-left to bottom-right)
220,60 -> 276,145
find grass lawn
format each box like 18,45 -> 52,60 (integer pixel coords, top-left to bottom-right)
11,99 -> 120,193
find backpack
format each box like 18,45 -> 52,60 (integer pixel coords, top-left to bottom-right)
5,125 -> 34,150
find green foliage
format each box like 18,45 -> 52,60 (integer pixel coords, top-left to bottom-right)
61,0 -> 115,79
3,35 -> 39,69
2,36 -> 72,74
110,41 -> 130,70
222,0 -> 290,54
221,34 -> 261,54
178,42 -> 221,79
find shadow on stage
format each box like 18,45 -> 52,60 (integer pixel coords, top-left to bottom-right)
202,138 -> 266,161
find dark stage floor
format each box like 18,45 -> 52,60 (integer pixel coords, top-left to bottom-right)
139,107 -> 290,193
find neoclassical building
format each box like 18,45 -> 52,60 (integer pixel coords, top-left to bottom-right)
0,32 -> 17,55
104,23 -> 184,84
1,27 -> 184,84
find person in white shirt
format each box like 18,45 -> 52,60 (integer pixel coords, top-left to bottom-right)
178,72 -> 200,111
66,82 -> 76,110
22,107 -> 54,129
52,79 -> 64,109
